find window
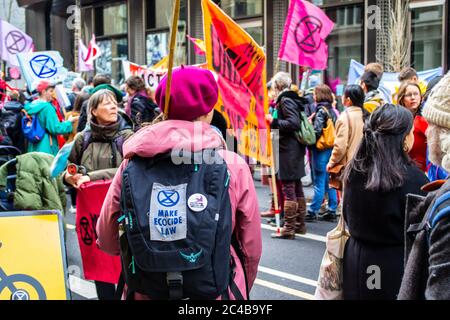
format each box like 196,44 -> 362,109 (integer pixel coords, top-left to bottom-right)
221,0 -> 263,18
411,5 -> 444,70
95,38 -> 128,85
95,2 -> 127,36
146,0 -> 187,66
239,20 -> 264,46
325,4 -> 364,86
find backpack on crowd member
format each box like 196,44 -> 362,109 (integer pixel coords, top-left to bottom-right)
130,95 -> 157,130
399,183 -> 450,299
117,149 -> 243,300
316,107 -> 336,150
295,111 -> 316,146
21,109 -> 46,143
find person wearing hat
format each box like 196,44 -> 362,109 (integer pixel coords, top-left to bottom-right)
399,72 -> 450,300
96,66 -> 262,300
24,80 -> 78,156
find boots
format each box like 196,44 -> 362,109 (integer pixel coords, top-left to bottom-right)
295,197 -> 307,234
271,200 -> 298,240
260,195 -> 276,218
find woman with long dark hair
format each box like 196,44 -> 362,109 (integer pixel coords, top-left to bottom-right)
342,104 -> 429,300
397,82 -> 428,172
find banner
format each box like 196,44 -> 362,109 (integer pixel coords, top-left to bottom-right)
0,210 -> 69,300
187,35 -> 206,56
0,20 -> 33,67
202,0 -> 271,166
78,39 -> 94,72
17,51 -> 68,91
122,60 -> 167,91
347,59 -> 444,103
279,0 -> 334,70
76,180 -> 121,284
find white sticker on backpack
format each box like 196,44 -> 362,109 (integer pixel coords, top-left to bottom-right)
149,183 -> 187,241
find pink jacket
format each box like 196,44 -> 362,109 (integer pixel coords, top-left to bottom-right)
97,120 -> 262,300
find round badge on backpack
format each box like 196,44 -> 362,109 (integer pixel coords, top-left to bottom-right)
188,193 -> 208,212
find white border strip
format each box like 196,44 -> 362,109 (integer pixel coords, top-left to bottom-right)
258,266 -> 317,287
260,224 -> 327,243
254,279 -> 315,300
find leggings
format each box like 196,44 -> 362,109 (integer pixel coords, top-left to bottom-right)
281,180 -> 304,202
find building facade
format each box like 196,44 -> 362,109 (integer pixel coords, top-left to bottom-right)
18,0 -> 450,87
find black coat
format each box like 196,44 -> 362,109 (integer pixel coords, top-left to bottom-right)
271,91 -> 307,181
129,94 -> 158,131
342,164 -> 429,299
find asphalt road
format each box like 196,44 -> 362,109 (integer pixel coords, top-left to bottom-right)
64,173 -> 338,300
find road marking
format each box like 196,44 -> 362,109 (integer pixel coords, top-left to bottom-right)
258,266 -> 317,287
68,275 -> 97,300
260,224 -> 327,243
254,279 -> 315,300
66,224 -> 76,230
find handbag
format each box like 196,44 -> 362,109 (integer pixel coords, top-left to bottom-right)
314,215 -> 350,300
295,111 -> 316,146
328,111 -> 352,190
316,108 -> 336,150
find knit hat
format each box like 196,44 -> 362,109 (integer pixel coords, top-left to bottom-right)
155,66 -> 219,121
91,84 -> 124,102
423,71 -> 450,130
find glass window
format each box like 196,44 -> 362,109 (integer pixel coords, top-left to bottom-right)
147,32 -> 169,66
221,0 -> 263,18
146,0 -> 187,66
239,20 -> 263,46
147,0 -> 187,29
325,4 -> 363,86
411,5 -> 443,70
96,38 -> 128,85
103,3 -> 127,35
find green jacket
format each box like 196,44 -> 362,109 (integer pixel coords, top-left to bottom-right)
68,116 -> 134,181
0,152 -> 66,213
25,100 -> 73,156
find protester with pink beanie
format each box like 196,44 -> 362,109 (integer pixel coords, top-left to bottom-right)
97,66 -> 262,300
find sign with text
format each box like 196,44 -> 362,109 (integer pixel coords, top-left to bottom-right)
202,0 -> 271,166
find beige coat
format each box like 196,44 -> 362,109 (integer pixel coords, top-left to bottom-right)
328,106 -> 364,168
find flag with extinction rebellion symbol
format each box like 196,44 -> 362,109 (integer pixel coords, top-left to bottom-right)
0,20 -> 33,67
279,0 -> 334,70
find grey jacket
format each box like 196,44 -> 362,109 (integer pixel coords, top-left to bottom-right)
399,179 -> 450,300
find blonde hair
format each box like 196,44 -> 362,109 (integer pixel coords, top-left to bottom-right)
427,124 -> 450,172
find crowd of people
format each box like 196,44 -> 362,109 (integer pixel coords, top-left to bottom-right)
0,61 -> 449,300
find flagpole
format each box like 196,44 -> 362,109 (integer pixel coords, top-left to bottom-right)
269,131 -> 281,234
164,0 -> 181,116
74,0 -> 81,73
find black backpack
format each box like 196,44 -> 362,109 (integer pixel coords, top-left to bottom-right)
130,95 -> 157,130
117,149 -> 242,300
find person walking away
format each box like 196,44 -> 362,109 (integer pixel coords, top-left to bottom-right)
327,85 -> 367,191
306,84 -> 338,222
24,81 -> 77,156
398,82 -> 428,172
124,76 -> 158,131
1,91 -> 25,152
265,72 -> 308,238
97,66 -> 262,300
64,89 -> 133,299
399,72 -> 450,299
342,105 -> 429,299
360,71 -> 384,113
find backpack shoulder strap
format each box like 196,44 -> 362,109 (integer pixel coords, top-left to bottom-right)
427,190 -> 450,230
77,130 -> 92,165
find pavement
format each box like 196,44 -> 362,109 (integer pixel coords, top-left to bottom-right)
63,169 -> 338,300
